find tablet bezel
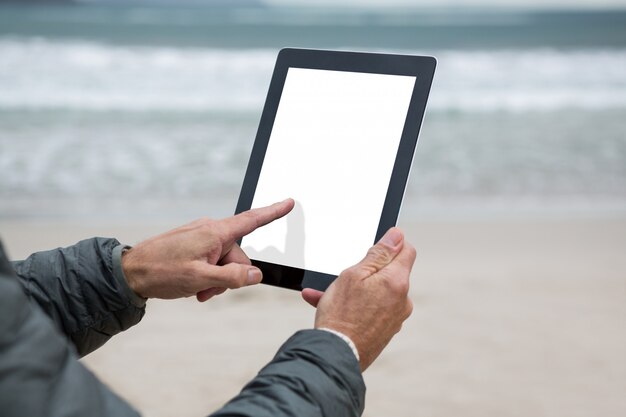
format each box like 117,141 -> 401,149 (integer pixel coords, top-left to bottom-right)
235,48 -> 436,292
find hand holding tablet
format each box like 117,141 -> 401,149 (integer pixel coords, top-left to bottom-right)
236,48 -> 436,291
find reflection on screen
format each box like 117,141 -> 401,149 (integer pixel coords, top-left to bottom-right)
241,68 -> 416,276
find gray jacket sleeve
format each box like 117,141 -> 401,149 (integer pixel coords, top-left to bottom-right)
0,240 -> 141,417
1,239 -> 365,417
11,237 -> 146,357
211,329 -> 366,417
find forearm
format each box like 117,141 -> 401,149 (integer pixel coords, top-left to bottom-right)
12,237 -> 146,356
0,267 -> 141,417
211,330 -> 365,417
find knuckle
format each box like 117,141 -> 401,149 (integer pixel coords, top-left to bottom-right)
345,263 -> 378,281
196,216 -> 212,226
339,266 -> 358,281
196,265 -> 216,286
395,322 -> 404,334
383,272 -> 410,296
397,277 -> 410,295
225,266 -> 246,288
406,244 -> 417,261
186,262 -> 204,278
229,280 -> 245,289
198,218 -> 216,233
181,265 -> 205,294
365,244 -> 393,267
241,210 -> 259,226
405,298 -> 414,318
367,244 -> 390,260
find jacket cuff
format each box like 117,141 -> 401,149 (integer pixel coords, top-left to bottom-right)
273,329 -> 365,414
112,245 -> 147,308
318,327 -> 360,362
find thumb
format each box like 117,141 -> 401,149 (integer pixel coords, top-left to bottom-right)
199,263 -> 263,289
355,227 -> 404,278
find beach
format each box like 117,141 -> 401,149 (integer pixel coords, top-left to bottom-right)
2,213 -> 625,417
1,3 -> 626,416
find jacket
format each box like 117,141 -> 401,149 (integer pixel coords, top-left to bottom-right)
0,237 -> 365,416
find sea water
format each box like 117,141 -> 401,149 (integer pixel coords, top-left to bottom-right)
0,4 -> 625,220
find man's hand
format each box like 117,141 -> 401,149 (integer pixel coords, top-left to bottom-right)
121,199 -> 294,301
302,227 -> 415,371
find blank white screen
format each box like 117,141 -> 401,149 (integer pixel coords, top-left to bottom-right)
241,68 -> 416,275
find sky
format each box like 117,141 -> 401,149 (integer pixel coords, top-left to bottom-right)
266,0 -> 626,8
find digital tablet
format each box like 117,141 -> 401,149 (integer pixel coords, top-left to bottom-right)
235,48 -> 436,292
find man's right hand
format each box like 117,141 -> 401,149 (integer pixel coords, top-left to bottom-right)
121,199 -> 294,301
301,227 -> 415,371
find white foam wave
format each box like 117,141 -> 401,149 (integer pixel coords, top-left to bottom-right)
430,49 -> 626,112
1,38 -> 626,112
0,38 -> 275,112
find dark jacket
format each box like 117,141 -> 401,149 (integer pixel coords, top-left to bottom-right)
0,237 -> 365,417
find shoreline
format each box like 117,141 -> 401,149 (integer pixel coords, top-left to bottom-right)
3,208 -> 626,257
3,195 -> 626,222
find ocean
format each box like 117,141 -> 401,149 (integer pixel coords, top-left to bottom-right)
1,4 -> 625,220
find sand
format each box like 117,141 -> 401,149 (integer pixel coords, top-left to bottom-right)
1,214 -> 625,417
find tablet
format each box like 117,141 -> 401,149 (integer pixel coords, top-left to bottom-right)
235,48 -> 436,292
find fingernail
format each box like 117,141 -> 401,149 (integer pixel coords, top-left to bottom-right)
379,228 -> 402,247
247,268 -> 262,285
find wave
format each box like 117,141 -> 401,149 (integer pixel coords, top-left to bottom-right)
1,38 -> 626,112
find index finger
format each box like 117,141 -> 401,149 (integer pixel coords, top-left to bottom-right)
220,198 -> 295,241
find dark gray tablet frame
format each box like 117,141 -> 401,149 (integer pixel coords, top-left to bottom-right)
235,48 -> 436,292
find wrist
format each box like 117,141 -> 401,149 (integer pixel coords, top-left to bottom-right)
315,321 -> 368,370
120,247 -> 149,301
112,244 -> 147,307
318,327 -> 360,363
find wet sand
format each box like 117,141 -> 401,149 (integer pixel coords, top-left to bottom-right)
1,214 -> 625,417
